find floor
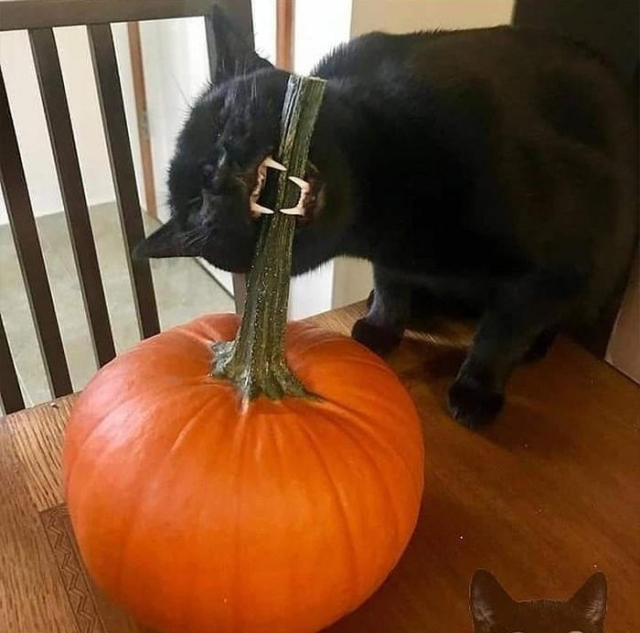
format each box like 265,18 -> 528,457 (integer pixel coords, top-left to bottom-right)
0,202 -> 234,408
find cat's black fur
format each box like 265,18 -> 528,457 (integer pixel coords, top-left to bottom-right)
136,8 -> 638,427
470,570 -> 607,632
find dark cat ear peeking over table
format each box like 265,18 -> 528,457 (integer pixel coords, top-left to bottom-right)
470,569 -> 608,631
469,569 -> 515,627
568,572 -> 607,626
211,5 -> 274,83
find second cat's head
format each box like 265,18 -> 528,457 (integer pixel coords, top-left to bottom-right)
135,8 -> 352,274
470,570 -> 607,633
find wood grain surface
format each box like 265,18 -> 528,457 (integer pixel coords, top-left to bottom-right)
1,302 -> 639,632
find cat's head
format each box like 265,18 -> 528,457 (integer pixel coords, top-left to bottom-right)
470,570 -> 607,633
135,7 -> 352,274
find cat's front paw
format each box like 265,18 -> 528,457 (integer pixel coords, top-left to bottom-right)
352,318 -> 402,356
522,328 -> 557,363
447,377 -> 504,428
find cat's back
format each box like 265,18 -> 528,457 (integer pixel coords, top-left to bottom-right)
315,26 -> 624,85
314,26 -> 636,209
316,27 -> 632,112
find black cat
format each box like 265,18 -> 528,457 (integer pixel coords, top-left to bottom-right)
470,570 -> 607,633
136,8 -> 638,427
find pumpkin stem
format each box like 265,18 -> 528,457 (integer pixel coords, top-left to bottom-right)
212,75 -> 327,402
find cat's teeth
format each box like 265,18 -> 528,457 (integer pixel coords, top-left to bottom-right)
288,176 -> 310,193
280,206 -> 305,216
250,202 -> 274,216
263,156 -> 286,171
250,171 -> 310,216
281,176 -> 310,215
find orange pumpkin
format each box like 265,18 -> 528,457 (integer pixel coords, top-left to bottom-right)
64,314 -> 424,633
64,75 -> 424,632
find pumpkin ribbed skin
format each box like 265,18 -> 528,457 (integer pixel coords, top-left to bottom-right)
63,314 -> 424,633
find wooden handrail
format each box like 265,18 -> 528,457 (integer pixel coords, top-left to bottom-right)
0,0 -> 222,31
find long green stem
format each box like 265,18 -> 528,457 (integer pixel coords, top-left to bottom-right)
212,75 -> 326,402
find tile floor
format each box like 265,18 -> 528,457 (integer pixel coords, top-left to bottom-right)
0,202 -> 234,409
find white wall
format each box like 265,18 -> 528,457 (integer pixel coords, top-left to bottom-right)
294,0 -> 352,74
252,0 -> 278,62
0,25 -> 144,224
288,0 -> 353,318
140,18 -> 212,224
330,0 -> 515,309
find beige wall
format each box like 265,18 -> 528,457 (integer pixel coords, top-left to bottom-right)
351,0 -> 514,36
606,258 -> 640,384
332,0 -> 515,309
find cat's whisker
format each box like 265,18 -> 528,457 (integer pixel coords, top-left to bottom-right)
181,234 -> 206,251
177,223 -> 211,254
171,76 -> 190,109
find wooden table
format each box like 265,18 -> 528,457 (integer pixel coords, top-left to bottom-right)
2,303 -> 639,632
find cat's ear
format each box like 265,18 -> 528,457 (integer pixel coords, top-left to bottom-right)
211,6 -> 273,83
133,218 -> 184,259
470,570 -> 514,627
569,572 -> 607,626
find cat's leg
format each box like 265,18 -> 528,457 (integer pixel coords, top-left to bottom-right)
352,265 -> 410,355
448,270 -> 582,427
522,327 -> 558,363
